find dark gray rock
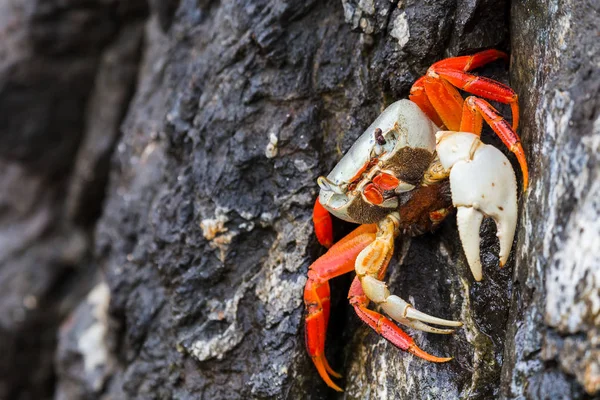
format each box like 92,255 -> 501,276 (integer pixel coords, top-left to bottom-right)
79,0 -> 517,398
503,0 -> 600,398
0,1 -> 146,399
0,0 -> 597,399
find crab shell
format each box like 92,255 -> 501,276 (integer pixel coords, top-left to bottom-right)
318,100 -> 439,224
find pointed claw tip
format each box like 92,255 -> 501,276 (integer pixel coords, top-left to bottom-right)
515,145 -> 529,193
329,371 -> 342,379
313,357 -> 343,391
324,363 -> 342,379
405,308 -> 463,327
470,269 -> 483,281
408,344 -> 453,363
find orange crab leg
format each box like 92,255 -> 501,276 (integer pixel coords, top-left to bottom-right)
348,278 -> 452,363
422,76 -> 464,131
432,67 -> 519,130
459,96 -> 484,135
412,50 -> 510,128
409,76 -> 444,128
430,49 -> 508,72
460,97 -> 528,190
313,198 -> 333,248
304,224 -> 377,391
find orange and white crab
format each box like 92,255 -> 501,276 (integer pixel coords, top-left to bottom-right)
304,50 -> 528,391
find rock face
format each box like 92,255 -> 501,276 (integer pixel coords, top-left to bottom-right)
0,1 -> 146,399
0,1 -> 597,399
503,0 -> 600,398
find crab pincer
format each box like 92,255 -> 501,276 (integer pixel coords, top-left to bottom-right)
436,131 -> 518,281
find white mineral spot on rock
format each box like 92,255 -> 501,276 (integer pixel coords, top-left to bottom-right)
239,210 -> 254,220
238,221 -> 255,231
265,132 -> 278,158
359,0 -> 375,14
260,212 -> 274,223
359,17 -> 374,34
191,282 -> 249,362
77,282 -> 110,390
254,220 -> 313,327
140,141 -> 157,164
389,12 -> 409,48
256,263 -> 307,326
342,1 -> 355,23
293,158 -> 310,172
23,295 -> 37,310
190,323 -> 244,361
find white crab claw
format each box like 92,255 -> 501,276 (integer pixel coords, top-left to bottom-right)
456,207 -> 484,281
436,132 -> 518,281
380,294 -> 463,328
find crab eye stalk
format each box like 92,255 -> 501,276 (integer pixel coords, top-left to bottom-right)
374,128 -> 386,145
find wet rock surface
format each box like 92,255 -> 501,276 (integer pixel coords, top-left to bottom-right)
0,0 -> 597,399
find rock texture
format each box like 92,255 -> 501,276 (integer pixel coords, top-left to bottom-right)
0,1 -> 146,399
503,0 -> 600,398
0,0 -> 597,399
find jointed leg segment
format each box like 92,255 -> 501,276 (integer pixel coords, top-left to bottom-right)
460,97 -> 528,189
304,224 -> 377,391
352,214 -> 462,335
349,278 -> 453,362
304,216 -> 460,391
429,49 -> 508,71
410,49 -> 528,190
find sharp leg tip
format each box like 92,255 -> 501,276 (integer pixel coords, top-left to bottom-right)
313,356 -> 343,391
408,344 -> 454,363
324,360 -> 342,379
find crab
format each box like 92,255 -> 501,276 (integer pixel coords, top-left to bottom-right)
304,50 -> 528,391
